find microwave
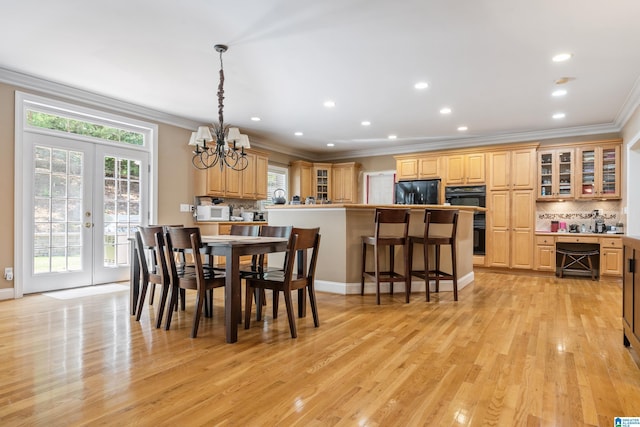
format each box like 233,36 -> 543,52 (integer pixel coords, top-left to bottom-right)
196,205 -> 230,221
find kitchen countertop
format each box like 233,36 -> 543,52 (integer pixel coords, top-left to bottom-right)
267,203 -> 486,212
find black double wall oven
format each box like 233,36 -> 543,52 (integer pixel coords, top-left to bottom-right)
445,185 -> 486,255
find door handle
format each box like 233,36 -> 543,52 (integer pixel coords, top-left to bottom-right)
84,222 -> 94,228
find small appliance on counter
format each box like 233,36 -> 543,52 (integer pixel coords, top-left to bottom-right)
569,224 -> 579,233
196,204 -> 230,221
253,212 -> 266,221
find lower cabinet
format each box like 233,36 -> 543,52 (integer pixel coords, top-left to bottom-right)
535,235 -> 555,271
488,190 -> 534,269
623,236 -> 640,354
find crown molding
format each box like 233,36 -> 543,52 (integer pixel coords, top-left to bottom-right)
0,66 -> 201,130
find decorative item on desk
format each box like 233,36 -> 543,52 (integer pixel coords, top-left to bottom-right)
551,221 -> 559,232
559,221 -> 567,231
188,44 -> 250,171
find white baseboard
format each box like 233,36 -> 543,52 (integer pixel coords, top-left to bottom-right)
0,287 -> 15,301
315,271 -> 474,295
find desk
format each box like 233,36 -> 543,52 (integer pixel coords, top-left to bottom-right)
202,235 -> 288,343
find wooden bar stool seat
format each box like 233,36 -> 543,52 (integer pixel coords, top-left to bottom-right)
361,208 -> 411,304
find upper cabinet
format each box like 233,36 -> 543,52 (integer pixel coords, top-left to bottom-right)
395,158 -> 418,181
537,148 -> 574,200
313,163 -> 332,202
394,155 -> 440,181
488,147 -> 536,191
444,152 -> 485,185
195,148 -> 269,200
332,162 -> 361,203
577,143 -> 621,199
290,160 -> 313,200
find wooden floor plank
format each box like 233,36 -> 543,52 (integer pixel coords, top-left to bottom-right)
0,271 -> 639,426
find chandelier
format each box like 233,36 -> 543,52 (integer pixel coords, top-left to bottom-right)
189,44 -> 250,171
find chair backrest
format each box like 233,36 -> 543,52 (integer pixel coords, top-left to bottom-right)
165,227 -> 202,279
282,227 -> 321,288
136,226 -> 165,275
424,209 -> 459,240
259,225 -> 292,238
230,224 -> 260,236
374,208 -> 410,240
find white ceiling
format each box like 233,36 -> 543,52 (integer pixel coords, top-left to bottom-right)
1,0 -> 639,160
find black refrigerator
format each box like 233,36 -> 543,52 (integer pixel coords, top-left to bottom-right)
394,179 -> 440,204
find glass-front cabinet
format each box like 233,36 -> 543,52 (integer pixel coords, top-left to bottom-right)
577,144 -> 620,199
313,163 -> 332,202
537,149 -> 574,200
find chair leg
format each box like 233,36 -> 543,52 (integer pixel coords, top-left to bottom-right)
155,283 -> 170,329
191,287 -> 206,338
404,243 -> 410,303
451,243 -> 458,301
560,254 -> 567,278
165,286 -> 179,330
424,242 -> 430,302
180,289 -> 186,311
308,284 -> 319,327
375,243 -> 381,305
149,283 -> 156,305
361,241 -> 366,295
283,290 -> 297,338
434,245 -> 441,293
135,275 -> 149,322
389,245 -> 394,295
273,291 -> 279,319
254,289 -> 263,321
244,283 -> 253,329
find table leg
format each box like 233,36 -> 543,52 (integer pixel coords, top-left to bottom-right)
130,238 -> 140,316
224,246 -> 241,343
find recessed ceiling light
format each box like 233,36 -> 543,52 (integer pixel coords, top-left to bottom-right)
361,121 -> 371,126
327,143 -> 335,147
440,107 -> 452,114
388,135 -> 397,140
552,89 -> 567,97
294,131 -> 303,136
323,100 -> 335,108
414,81 -> 429,90
457,126 -> 468,131
552,53 -> 573,62
250,116 -> 261,121
552,113 -> 566,119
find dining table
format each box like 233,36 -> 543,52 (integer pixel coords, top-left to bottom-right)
129,233 -> 289,343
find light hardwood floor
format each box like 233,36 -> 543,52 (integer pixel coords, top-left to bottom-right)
1,272 -> 639,426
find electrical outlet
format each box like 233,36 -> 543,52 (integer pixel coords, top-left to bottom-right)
4,267 -> 13,281
180,203 -> 191,212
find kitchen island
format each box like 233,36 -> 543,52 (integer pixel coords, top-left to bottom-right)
266,204 -> 480,295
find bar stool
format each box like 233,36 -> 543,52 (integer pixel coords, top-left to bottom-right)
409,209 -> 459,301
361,208 -> 411,304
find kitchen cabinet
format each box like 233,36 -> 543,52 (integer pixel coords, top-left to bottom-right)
418,156 -> 440,179
601,237 -> 623,276
537,148 -> 574,200
290,160 -> 313,200
623,236 -> 640,353
313,163 -> 332,202
577,143 -> 621,199
195,149 -> 269,200
488,147 -> 536,191
535,235 -> 555,271
332,162 -> 361,203
444,152 -> 485,185
487,189 -> 534,269
396,158 -> 418,181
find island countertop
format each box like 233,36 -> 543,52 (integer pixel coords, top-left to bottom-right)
267,203 -> 485,212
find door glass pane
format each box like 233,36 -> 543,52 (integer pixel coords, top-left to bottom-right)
103,156 -> 142,267
32,145 -> 84,274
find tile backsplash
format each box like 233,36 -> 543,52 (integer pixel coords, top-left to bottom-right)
535,200 -> 623,231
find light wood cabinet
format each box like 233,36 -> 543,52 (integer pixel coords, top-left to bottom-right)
313,163 -> 332,202
444,153 -> 485,185
535,235 -> 555,271
537,148 -> 574,200
601,237 -> 623,276
290,160 -> 313,200
396,158 -> 418,181
419,156 -> 440,179
332,162 -> 360,203
576,143 -> 621,199
488,148 -> 536,191
254,153 -> 268,200
488,189 -> 534,269
240,151 -> 268,199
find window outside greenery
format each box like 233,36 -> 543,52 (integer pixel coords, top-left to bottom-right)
27,110 -> 144,146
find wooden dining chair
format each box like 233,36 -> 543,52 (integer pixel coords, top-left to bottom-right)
244,227 -> 321,338
163,227 -> 226,338
134,226 -> 170,328
212,224 -> 260,272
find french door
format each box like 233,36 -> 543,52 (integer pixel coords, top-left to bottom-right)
22,131 -> 149,293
